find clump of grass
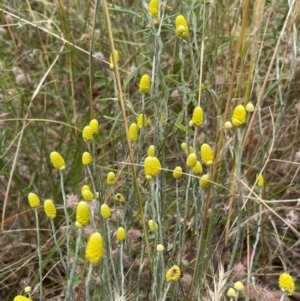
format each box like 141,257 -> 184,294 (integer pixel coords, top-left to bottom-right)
1,0 -> 300,300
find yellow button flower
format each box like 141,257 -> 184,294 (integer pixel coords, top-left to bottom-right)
81,189 -> 94,202
192,106 -> 204,126
28,192 -> 40,208
234,281 -> 244,292
199,174 -> 210,188
137,113 -> 148,129
278,273 -> 295,295
181,142 -> 193,154
200,143 -> 214,166
115,193 -> 125,203
129,123 -> 138,142
148,0 -> 158,18
82,152 -> 93,165
173,166 -> 183,179
165,265 -> 181,282
100,204 -> 111,219
226,288 -> 236,298
175,15 -> 188,38
192,161 -> 203,174
116,227 -> 127,241
85,232 -> 103,264
82,125 -> 93,142
231,104 -> 247,127
107,172 -> 117,185
186,153 -> 197,168
50,151 -> 66,170
148,220 -> 158,232
144,156 -> 161,179
147,145 -> 155,157
139,74 -> 151,93
89,119 -> 99,135
76,201 -> 90,226
44,199 -> 56,219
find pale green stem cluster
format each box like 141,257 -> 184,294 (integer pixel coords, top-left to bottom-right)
34,208 -> 43,301
60,171 -> 70,274
66,228 -> 82,301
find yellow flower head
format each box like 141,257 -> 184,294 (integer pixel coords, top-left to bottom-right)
200,174 -> 210,188
81,189 -> 94,202
82,152 -> 93,165
76,201 -> 90,226
192,161 -> 203,174
175,15 -> 188,38
256,174 -> 264,187
186,153 -> 197,168
181,142 -> 194,154
192,106 -> 204,126
224,121 -> 233,129
137,113 -> 148,129
148,219 -> 158,232
278,273 -> 295,295
14,296 -> 33,301
44,199 -> 56,219
149,0 -> 159,18
173,166 -> 183,179
50,151 -> 66,170
89,119 -> 99,135
82,125 -> 93,142
115,193 -> 125,203
24,286 -> 31,293
81,185 -> 91,194
100,204 -> 112,219
85,232 -> 103,264
147,145 -> 155,157
116,227 -> 127,241
144,156 -> 161,179
139,74 -> 151,93
226,288 -> 236,298
165,265 -> 181,282
129,123 -> 139,142
234,281 -> 244,292
107,172 -> 117,185
200,143 -> 214,166
28,192 -> 40,208
246,102 -> 254,112
109,50 -> 119,69
157,244 -> 165,252
231,104 -> 247,127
